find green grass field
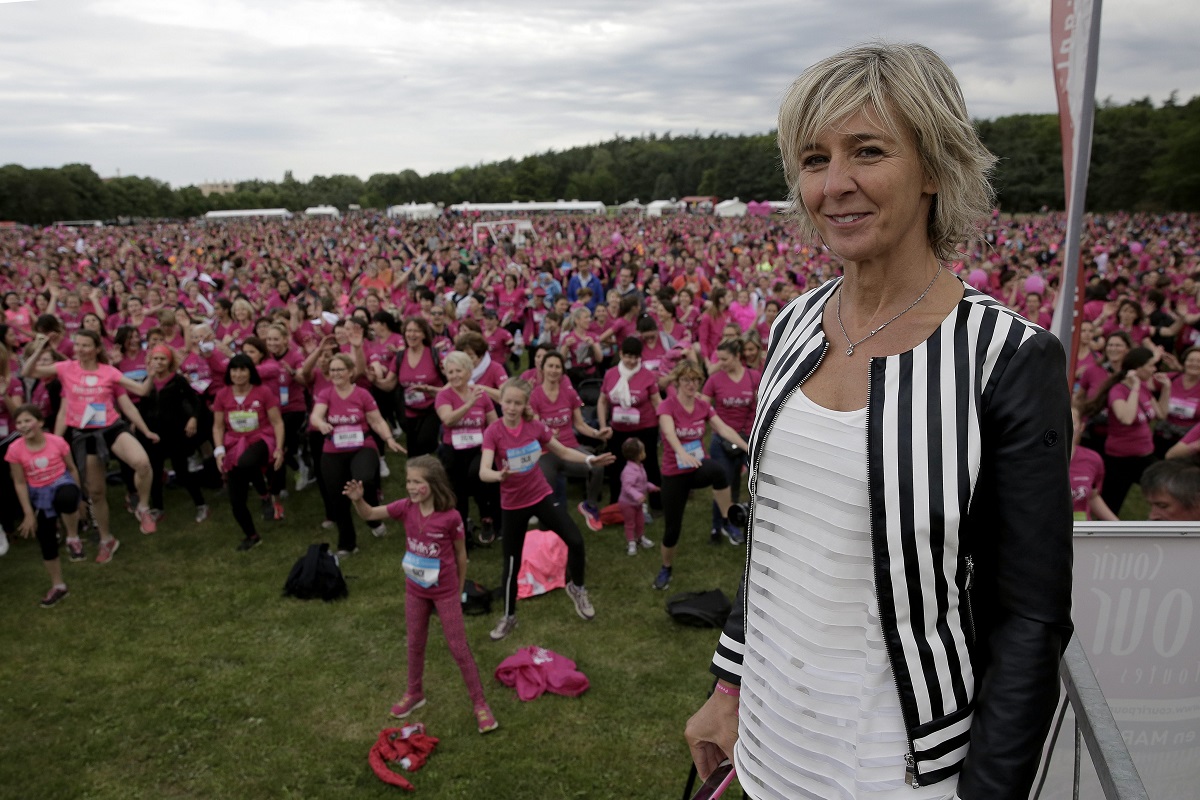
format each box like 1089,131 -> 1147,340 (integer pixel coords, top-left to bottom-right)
0,460 -> 749,800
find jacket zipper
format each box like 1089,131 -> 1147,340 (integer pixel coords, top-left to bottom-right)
863,357 -> 920,789
742,342 -> 828,631
963,554 -> 976,645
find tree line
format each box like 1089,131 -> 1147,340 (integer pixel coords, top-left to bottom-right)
1,96 -> 1196,226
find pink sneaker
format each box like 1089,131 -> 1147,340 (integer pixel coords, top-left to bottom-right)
137,508 -> 157,535
475,704 -> 499,734
95,538 -> 121,564
389,693 -> 426,719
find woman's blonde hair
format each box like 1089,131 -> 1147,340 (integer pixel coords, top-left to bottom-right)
442,350 -> 474,375
777,41 -> 997,261
499,378 -> 535,420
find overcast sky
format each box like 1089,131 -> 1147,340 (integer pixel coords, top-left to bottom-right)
2,0 -> 1197,188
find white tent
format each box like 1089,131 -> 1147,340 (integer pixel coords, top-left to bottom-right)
304,205 -> 340,218
447,200 -> 606,214
644,200 -> 684,217
387,202 -> 441,220
617,199 -> 644,214
714,198 -> 748,218
203,208 -> 292,221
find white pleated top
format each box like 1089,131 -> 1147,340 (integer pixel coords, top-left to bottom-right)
734,387 -> 959,800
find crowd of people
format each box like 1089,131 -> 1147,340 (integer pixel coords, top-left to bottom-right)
0,198 -> 1198,740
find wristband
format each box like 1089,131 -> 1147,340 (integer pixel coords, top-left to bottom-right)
714,682 -> 740,698
213,446 -> 226,457
585,454 -> 596,466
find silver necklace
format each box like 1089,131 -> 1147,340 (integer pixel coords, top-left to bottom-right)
836,264 -> 943,356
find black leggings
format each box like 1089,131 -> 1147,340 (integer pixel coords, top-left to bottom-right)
400,410 -> 440,458
661,459 -> 729,549
499,495 -> 586,618
35,483 -> 82,561
437,444 -> 499,528
148,435 -> 205,510
1100,452 -> 1157,517
320,445 -> 381,552
606,426 -> 662,509
268,410 -> 305,495
228,440 -> 270,539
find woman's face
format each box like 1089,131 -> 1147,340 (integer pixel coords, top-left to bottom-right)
229,366 -> 250,386
743,340 -> 761,363
404,323 -> 424,348
1118,302 -> 1138,325
499,387 -> 527,421
620,352 -> 640,370
797,104 -> 936,265
574,310 -> 591,331
678,373 -> 701,397
242,343 -> 264,363
444,360 -> 468,387
73,335 -> 96,361
327,359 -> 351,386
127,298 -> 143,316
333,325 -> 349,346
1134,361 -> 1156,382
4,293 -> 18,310
717,350 -> 737,373
149,352 -> 170,375
266,329 -> 286,354
83,314 -> 102,334
541,357 -> 563,382
15,411 -> 42,439
1105,336 -> 1130,365
1185,351 -> 1200,378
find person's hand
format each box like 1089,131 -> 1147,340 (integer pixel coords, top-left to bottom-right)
343,479 -> 364,501
347,325 -> 364,348
273,448 -> 284,469
387,438 -> 406,454
649,484 -> 660,493
685,687 -> 740,781
590,452 -> 616,468
678,451 -> 702,469
1154,372 -> 1171,389
184,417 -> 198,437
594,425 -> 613,440
1122,372 -> 1141,390
316,420 -> 334,436
370,362 -> 387,382
18,514 -> 36,538
214,451 -> 225,472
496,467 -> 510,483
144,431 -> 161,444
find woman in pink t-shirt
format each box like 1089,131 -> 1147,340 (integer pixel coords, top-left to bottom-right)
701,338 -> 761,537
6,404 -> 84,606
1157,347 -> 1200,455
311,353 -> 404,555
211,353 -> 285,551
434,351 -> 499,545
1083,347 -> 1170,515
652,361 -> 749,591
343,456 -> 497,733
480,379 -> 615,642
371,317 -> 444,458
265,323 -> 310,494
597,336 -> 663,511
23,330 -> 157,554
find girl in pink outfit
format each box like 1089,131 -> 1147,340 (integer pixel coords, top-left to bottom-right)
344,456 -> 497,734
618,438 -> 656,556
480,379 -> 615,641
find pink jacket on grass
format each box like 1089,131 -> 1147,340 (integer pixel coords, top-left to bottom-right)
494,646 -> 589,701
516,529 -> 567,599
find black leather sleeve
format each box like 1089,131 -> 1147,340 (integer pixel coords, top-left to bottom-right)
957,329 -> 1075,799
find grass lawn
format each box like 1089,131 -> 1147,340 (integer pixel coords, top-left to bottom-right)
0,459 -> 748,800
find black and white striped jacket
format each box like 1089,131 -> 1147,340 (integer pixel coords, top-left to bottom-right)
710,278 -> 1074,798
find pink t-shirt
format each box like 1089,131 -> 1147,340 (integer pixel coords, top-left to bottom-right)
55,360 -> 125,429
484,326 -> 513,363
212,384 -> 279,445
1105,383 -> 1155,457
1166,375 -> 1200,429
482,418 -> 553,510
659,394 -> 716,477
1069,446 -> 1105,520
316,385 -> 378,454
6,433 -> 72,488
475,359 -> 510,393
703,368 -> 760,436
435,386 -> 491,449
272,347 -> 307,414
0,375 -> 26,436
397,346 -> 442,416
179,351 -> 216,395
529,382 -> 582,449
600,366 -> 660,432
385,498 -> 466,597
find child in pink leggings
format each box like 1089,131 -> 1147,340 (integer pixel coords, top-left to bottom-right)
344,455 -> 497,734
619,438 -> 656,556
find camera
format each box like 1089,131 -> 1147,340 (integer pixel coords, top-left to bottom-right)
727,502 -> 751,530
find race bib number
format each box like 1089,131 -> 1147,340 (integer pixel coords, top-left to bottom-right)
643,359 -> 661,372
228,410 -> 257,433
332,425 -> 365,449
505,441 -> 541,473
124,369 -> 147,382
451,429 -> 484,450
1168,396 -> 1197,420
676,439 -> 704,469
404,387 -> 425,406
279,385 -> 289,406
82,403 -> 107,429
188,373 -> 211,393
612,406 -> 640,425
402,551 -> 440,588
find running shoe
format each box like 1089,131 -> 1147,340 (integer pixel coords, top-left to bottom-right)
39,586 -> 69,608
294,462 -> 315,492
626,541 -> 637,556
477,518 -> 497,546
66,538 -> 85,562
642,502 -> 653,525
370,522 -> 388,539
321,519 -> 335,530
334,548 -> 358,557
652,565 -> 672,591
577,501 -> 603,532
136,508 -> 157,535
709,528 -> 721,545
475,704 -> 499,734
95,538 -> 121,564
379,457 -> 390,479
272,500 -> 285,521
389,693 -> 426,719
489,615 -> 518,641
195,504 -> 210,523
0,530 -> 8,556
565,582 -> 595,620
638,535 -> 654,550
722,519 -> 745,546
236,535 -> 262,552
125,493 -> 138,515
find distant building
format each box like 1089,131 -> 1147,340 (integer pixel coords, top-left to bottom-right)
199,181 -> 236,197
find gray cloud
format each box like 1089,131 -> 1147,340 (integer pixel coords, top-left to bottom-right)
0,0 -> 1196,188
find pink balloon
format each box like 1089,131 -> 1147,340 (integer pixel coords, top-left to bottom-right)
967,269 -> 988,290
1129,241 -> 1144,254
1024,275 -> 1046,295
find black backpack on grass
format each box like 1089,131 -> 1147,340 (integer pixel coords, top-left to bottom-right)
461,580 -> 492,615
283,544 -> 348,602
666,589 -> 732,628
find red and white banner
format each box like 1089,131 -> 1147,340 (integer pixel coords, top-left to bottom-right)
1049,0 -> 1103,370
